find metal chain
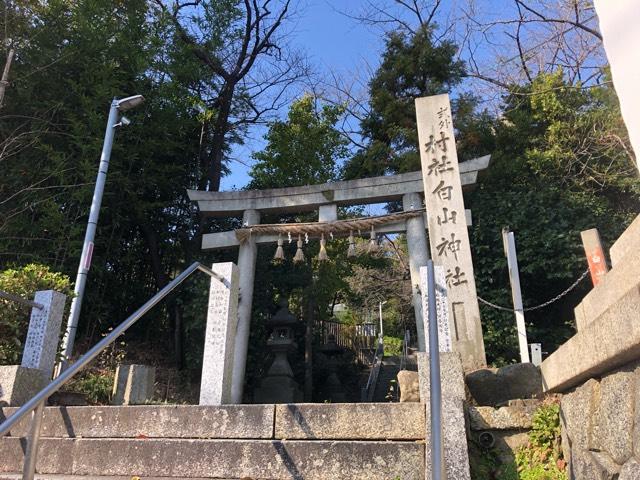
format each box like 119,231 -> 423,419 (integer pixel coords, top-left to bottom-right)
477,268 -> 590,313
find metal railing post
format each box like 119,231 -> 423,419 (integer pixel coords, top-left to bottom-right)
361,337 -> 384,402
22,400 -> 45,480
427,260 -> 446,480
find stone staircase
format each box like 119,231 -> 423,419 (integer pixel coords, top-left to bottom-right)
371,354 -> 419,402
372,356 -> 401,402
0,403 -> 426,479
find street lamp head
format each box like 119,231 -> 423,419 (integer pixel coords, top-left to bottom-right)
116,95 -> 145,112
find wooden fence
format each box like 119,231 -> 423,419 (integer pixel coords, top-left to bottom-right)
316,319 -> 378,365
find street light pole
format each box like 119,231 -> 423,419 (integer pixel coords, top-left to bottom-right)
58,95 -> 144,372
379,300 -> 387,338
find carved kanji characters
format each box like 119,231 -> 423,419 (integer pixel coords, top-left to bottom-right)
437,207 -> 457,225
427,155 -> 454,176
432,180 -> 453,200
425,131 -> 450,154
435,233 -> 462,260
437,106 -> 451,129
446,266 -> 468,287
436,131 -> 450,151
424,134 -> 437,153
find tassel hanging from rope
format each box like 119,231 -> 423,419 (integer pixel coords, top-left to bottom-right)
347,231 -> 356,258
368,225 -> 378,253
273,233 -> 285,262
318,233 -> 329,261
293,234 -> 305,263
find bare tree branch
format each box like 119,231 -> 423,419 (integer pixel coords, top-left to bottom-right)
515,0 -> 602,40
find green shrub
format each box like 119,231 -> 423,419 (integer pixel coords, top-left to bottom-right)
65,369 -> 114,404
60,332 -> 126,405
515,402 -> 567,480
470,401 -> 567,480
383,335 -> 403,356
0,264 -> 73,365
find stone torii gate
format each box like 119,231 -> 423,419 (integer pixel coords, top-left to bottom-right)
189,174 -> 489,401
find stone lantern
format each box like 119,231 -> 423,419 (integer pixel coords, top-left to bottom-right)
320,333 -> 347,403
254,298 -> 303,403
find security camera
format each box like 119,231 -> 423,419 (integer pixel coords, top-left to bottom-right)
120,116 -> 131,126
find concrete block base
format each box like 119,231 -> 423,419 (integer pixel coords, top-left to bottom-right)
0,366 -> 46,407
0,437 -> 425,479
418,352 -> 471,480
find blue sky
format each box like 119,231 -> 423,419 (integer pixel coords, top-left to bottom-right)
218,0 -> 580,191
221,0 -> 384,190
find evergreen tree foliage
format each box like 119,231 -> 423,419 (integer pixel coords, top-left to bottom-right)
1,0 -> 203,361
470,73 -> 638,364
342,25 -> 494,179
249,95 -> 348,189
244,95 -> 351,399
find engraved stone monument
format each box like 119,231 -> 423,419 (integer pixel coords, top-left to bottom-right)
416,94 -> 486,369
21,290 -> 66,377
1,290 -> 66,406
199,262 -> 240,405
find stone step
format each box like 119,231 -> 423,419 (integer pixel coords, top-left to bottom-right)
0,438 -> 425,480
0,403 -> 425,440
574,243 -> 640,331
0,476 -> 238,480
1,405 -> 272,440
372,363 -> 401,402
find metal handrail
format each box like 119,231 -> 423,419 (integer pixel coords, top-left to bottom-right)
361,337 -> 384,402
399,329 -> 411,371
0,262 -> 227,479
427,260 -> 445,479
0,290 -> 44,310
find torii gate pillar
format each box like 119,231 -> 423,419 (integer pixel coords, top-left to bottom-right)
403,192 -> 429,352
231,209 -> 260,403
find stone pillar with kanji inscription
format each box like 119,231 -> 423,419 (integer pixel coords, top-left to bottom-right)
22,290 -> 66,377
415,94 -> 486,370
200,262 -> 240,405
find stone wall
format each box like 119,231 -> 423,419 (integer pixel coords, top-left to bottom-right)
560,359 -> 640,479
541,215 -> 640,479
467,400 -> 540,463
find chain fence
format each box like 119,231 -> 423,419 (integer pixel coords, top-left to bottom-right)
477,268 -> 590,313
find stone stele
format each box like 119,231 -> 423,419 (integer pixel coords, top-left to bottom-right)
111,364 -> 156,405
420,265 -> 452,354
21,290 -> 66,378
415,94 -> 486,371
418,352 -> 470,480
200,262 -> 240,406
